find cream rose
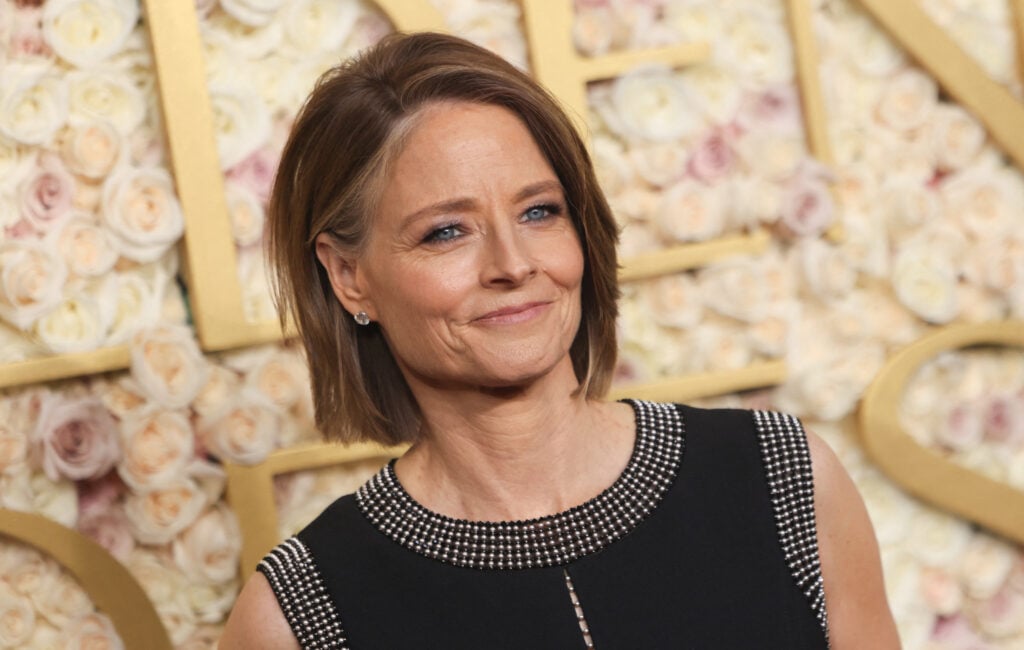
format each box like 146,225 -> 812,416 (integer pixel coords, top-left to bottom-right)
573,6 -> 615,57
856,469 -> 914,545
628,142 -> 687,189
839,13 -> 905,77
908,507 -> 973,569
878,178 -> 939,240
663,1 -> 721,45
237,248 -> 277,323
591,136 -> 633,196
931,104 -> 985,171
55,217 -> 118,277
282,0 -> 359,53
61,120 -> 123,179
0,587 -> 35,649
245,350 -> 308,412
226,184 -> 265,248
117,409 -> 194,491
65,612 -> 124,650
748,305 -> 795,358
917,567 -> 962,616
42,0 -> 137,68
202,11 -> 283,67
31,572 -> 92,630
130,324 -> 207,408
101,167 -> 184,263
736,84 -> 801,135
29,471 -> 78,528
968,582 -> 1024,639
200,393 -> 278,465
104,272 -> 159,345
941,166 -> 1022,238
720,17 -> 792,84
0,418 -> 28,475
798,239 -> 857,302
172,504 -> 242,585
655,178 -> 727,243
958,533 -> 1016,600
699,258 -> 770,323
124,477 -> 206,545
209,84 -> 272,170
646,273 -> 703,330
0,65 -> 68,146
891,245 -> 959,324
34,395 -> 119,481
445,1 -> 528,70
875,68 -> 937,132
735,131 -> 804,181
185,579 -> 238,624
730,175 -> 782,227
611,66 -> 701,142
220,0 -> 283,26
193,364 -> 241,424
0,241 -> 68,331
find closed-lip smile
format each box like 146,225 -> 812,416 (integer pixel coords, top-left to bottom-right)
474,301 -> 551,324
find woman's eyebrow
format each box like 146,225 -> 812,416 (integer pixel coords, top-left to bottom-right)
513,180 -> 563,203
399,197 -> 477,229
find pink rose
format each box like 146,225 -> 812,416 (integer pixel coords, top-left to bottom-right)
937,401 -> 985,452
929,614 -> 988,647
778,172 -> 834,237
34,395 -> 120,482
687,129 -> 736,184
736,85 -> 801,134
77,508 -> 135,562
18,154 -> 74,234
982,394 -> 1024,447
225,147 -> 277,203
7,6 -> 51,59
968,581 -> 1024,638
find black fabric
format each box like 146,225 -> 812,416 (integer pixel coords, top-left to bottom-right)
296,404 -> 828,649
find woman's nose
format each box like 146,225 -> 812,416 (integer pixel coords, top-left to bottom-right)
480,224 -> 537,287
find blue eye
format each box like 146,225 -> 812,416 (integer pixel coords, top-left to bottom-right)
522,203 -> 561,222
424,223 -> 461,243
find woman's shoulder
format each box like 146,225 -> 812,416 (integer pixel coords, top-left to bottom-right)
219,571 -> 301,649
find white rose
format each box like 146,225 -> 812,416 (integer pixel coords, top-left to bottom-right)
65,612 -> 124,650
694,323 -> 753,371
798,239 -> 857,302
245,350 -> 308,412
699,257 -> 770,323
0,587 -> 35,649
838,13 -> 905,77
220,0 -> 283,26
66,70 -> 144,135
879,550 -> 924,618
941,166 -> 1022,238
644,273 -> 703,330
0,65 -> 68,145
200,391 -> 278,465
34,292 -> 105,353
616,222 -> 661,258
573,6 -> 615,57
444,0 -> 527,70
104,271 -> 160,345
185,580 -> 238,624
878,177 -> 939,240
130,324 -> 208,409
126,549 -> 187,612
748,304 -> 797,358
678,64 -> 742,124
172,505 -> 241,585
101,167 -> 184,263
931,104 -> 985,171
42,0 -> 137,68
208,84 -> 271,170
948,15 -> 1014,83
968,236 -> 1024,294
607,186 -> 659,225
226,183 -> 264,248
54,217 -> 118,277
730,174 -> 782,227
282,0 -> 358,53
918,567 -> 962,616
60,120 -> 123,178
838,209 -> 889,278
0,137 -> 33,193
29,471 -> 78,528
32,572 -> 92,629
663,1 -> 722,45
236,247 -> 277,323
611,66 -> 702,142
117,408 -> 194,491
202,11 -> 283,64
591,136 -> 633,196
875,68 -> 937,132
959,532 -> 1017,600
908,507 -> 973,569
719,18 -> 792,85
124,477 -> 206,545
655,178 -> 727,243
856,468 -> 915,545
735,131 -> 804,181
0,241 -> 68,331
781,343 -> 885,420
891,245 -> 959,324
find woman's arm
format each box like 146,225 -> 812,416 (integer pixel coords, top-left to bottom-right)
806,429 -> 902,649
219,573 -> 300,650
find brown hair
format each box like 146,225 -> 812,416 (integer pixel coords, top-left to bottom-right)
267,32 -> 620,445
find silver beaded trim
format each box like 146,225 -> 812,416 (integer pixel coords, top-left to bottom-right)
355,400 -> 684,570
257,537 -> 349,650
564,570 -> 595,648
752,410 -> 830,646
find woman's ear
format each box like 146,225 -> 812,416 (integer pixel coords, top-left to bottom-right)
314,233 -> 374,319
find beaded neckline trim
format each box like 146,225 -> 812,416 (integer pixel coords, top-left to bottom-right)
355,400 -> 684,570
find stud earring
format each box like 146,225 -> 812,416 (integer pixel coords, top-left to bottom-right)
353,311 -> 370,326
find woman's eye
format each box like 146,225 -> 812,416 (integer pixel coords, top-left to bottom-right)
522,203 -> 560,222
424,224 -> 461,243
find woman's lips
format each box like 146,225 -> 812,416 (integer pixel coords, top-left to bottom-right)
474,301 -> 550,324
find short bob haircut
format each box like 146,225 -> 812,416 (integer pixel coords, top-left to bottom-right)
268,32 -> 620,445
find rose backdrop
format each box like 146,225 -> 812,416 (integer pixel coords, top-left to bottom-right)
0,0 -> 1023,647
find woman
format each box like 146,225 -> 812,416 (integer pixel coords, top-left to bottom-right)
221,32 -> 899,649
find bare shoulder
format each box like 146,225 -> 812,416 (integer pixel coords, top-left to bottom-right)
803,428 -> 901,650
219,572 -> 300,650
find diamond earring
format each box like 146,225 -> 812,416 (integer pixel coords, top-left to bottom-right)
353,311 -> 370,326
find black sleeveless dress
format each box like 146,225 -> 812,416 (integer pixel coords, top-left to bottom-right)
257,401 -> 831,649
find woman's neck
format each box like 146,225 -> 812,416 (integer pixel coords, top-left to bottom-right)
393,364 -> 635,522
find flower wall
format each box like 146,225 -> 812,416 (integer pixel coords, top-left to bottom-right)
0,0 -> 1022,648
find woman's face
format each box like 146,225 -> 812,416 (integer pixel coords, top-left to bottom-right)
324,101 -> 585,394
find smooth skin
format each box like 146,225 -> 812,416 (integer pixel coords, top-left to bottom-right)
219,102 -> 900,649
